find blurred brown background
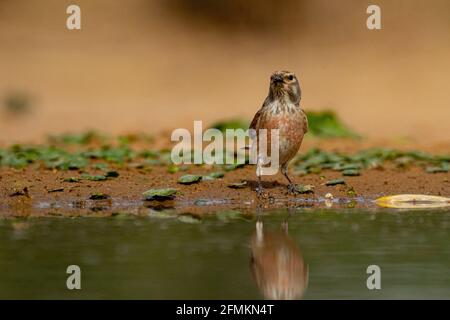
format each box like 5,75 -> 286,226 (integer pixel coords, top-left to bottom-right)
1,0 -> 449,143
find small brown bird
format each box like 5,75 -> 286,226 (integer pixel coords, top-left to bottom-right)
249,70 -> 308,195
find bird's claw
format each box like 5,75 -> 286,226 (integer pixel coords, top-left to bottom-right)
256,186 -> 264,198
287,184 -> 298,195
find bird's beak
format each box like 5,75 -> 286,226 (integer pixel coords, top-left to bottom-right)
271,74 -> 284,85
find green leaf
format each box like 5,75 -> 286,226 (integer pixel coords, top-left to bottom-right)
142,188 -> 178,200
308,166 -> 322,174
333,163 -> 362,171
347,200 -> 357,208
325,178 -> 346,186
64,177 -> 80,182
81,174 -> 107,181
139,150 -> 159,159
224,163 -> 245,171
347,186 -> 357,197
89,193 -> 110,200
342,169 -> 360,176
92,163 -> 109,170
294,184 -> 315,194
227,181 -> 247,189
46,155 -> 88,170
194,199 -> 211,206
47,131 -> 101,145
426,166 -> 448,173
306,111 -> 359,138
178,174 -> 202,185
208,172 -> 225,179
209,119 -> 249,132
167,165 -> 180,174
48,187 -> 64,193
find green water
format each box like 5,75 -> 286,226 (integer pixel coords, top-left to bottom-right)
0,208 -> 449,299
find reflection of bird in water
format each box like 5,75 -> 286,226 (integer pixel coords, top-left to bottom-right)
250,220 -> 308,300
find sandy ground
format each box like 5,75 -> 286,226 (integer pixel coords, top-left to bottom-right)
1,138 -> 448,217
1,162 -> 448,217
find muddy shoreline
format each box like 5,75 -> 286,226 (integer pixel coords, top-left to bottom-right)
1,163 -> 448,217
1,136 -> 449,217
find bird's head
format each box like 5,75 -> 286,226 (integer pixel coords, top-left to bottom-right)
269,71 -> 301,105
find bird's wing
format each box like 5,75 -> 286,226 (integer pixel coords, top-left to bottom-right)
249,109 -> 261,131
249,108 -> 262,140
301,109 -> 309,134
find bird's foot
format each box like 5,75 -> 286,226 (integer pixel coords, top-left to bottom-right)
256,185 -> 271,199
256,185 -> 265,198
287,183 -> 298,195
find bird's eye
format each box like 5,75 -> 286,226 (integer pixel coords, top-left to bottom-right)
287,75 -> 294,81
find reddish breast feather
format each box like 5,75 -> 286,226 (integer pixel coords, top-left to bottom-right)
261,112 -> 304,138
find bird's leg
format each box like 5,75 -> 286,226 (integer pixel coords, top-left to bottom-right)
256,173 -> 264,197
282,165 -> 297,195
255,157 -> 264,197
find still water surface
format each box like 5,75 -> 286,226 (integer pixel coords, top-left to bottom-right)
0,208 -> 449,299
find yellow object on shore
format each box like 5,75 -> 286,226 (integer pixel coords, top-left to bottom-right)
375,194 -> 450,209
